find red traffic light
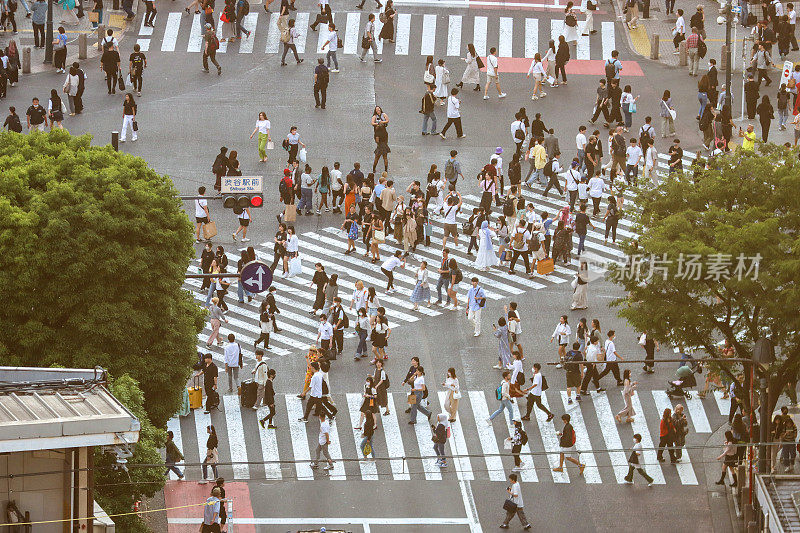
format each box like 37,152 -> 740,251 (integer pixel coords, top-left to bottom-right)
250,195 -> 263,208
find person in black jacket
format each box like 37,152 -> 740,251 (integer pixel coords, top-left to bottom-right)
263,286 -> 282,332
554,35 -> 570,85
200,242 -> 215,291
3,106 -> 22,132
421,84 -> 437,135
259,367 -> 277,428
402,356 -> 420,413
757,94 -> 774,141
212,146 -> 229,192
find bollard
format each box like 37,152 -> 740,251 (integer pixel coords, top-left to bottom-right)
112,0 -> 119,10
22,46 -> 31,74
720,44 -> 729,72
650,34 -> 659,60
78,33 -> 87,59
111,131 -> 119,151
678,40 -> 688,66
97,25 -> 105,50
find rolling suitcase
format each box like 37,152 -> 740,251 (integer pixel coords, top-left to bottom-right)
536,257 -> 555,275
188,376 -> 203,410
240,379 -> 258,408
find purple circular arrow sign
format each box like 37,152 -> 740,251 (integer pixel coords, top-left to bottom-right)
240,261 -> 273,294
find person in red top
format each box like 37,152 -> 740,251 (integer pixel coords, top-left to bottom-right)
686,26 -> 704,76
656,407 -> 678,463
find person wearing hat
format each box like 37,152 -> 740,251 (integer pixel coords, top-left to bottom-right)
203,23 -> 222,75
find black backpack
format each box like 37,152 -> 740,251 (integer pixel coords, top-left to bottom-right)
7,0 -> 16,12
519,429 -> 529,445
238,0 -> 249,15
541,375 -> 549,391
6,113 -> 21,133
453,268 -> 463,284
543,159 -> 556,178
605,59 -> 616,79
340,309 -> 349,329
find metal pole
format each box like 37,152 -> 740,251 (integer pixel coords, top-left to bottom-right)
111,131 -> 119,151
758,376 -> 769,473
44,0 -> 54,63
725,5 -> 733,108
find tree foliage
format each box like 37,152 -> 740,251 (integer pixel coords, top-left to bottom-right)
0,131 -> 204,427
611,144 -> 800,412
94,374 -> 165,533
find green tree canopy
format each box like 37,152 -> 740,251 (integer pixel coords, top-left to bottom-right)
0,131 -> 204,426
611,144 -> 800,411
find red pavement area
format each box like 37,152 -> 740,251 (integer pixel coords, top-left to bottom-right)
165,481 -> 255,533
494,58 -> 645,75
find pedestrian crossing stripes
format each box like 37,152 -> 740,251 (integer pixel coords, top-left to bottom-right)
137,10 -> 615,60
188,180 -> 648,362
167,388 -> 727,484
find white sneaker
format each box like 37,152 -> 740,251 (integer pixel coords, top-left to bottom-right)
512,466 -> 522,472
241,237 -> 250,242
492,364 -> 502,369
331,68 -> 339,72
499,92 -> 507,98
483,95 -> 490,100
487,418 -> 493,426
473,332 -> 480,337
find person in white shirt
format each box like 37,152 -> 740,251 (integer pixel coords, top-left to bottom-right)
624,138 -> 643,186
643,138 -> 658,185
565,159 -> 581,210
300,362 -> 324,421
358,14 -> 382,62
789,4 -> 799,52
439,88 -> 465,139
579,334 -> 606,394
483,47 -> 507,100
316,313 -> 334,352
599,329 -> 625,385
577,175 -> 589,205
587,173 -> 605,216
381,250 -> 406,294
673,9 -> 686,54
500,473 -> 532,529
310,412 -> 335,470
624,433 -> 654,485
320,23 -> 340,72
194,186 -> 211,243
409,366 -> 432,424
511,118 -> 527,157
441,190 -> 462,248
222,333 -> 242,393
525,53 -> 547,100
550,315 -> 572,368
521,363 -> 555,421
575,125 -> 588,171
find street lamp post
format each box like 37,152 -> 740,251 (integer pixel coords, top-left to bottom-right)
725,2 -> 733,107
44,0 -> 53,63
753,337 -> 775,474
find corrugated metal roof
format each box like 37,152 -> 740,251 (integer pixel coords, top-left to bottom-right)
764,475 -> 800,532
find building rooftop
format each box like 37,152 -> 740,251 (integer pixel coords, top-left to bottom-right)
0,366 -> 140,453
757,475 -> 800,533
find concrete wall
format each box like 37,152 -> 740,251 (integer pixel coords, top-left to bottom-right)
0,450 -> 69,533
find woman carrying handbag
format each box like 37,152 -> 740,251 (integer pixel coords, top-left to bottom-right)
456,43 -> 481,91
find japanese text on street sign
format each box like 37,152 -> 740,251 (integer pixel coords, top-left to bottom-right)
221,175 -> 263,194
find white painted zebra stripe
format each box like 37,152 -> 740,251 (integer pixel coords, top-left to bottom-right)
473,16 -> 487,58
193,409 -> 212,479
373,13 -> 384,54
510,400 -> 538,482
383,394 -> 411,480
395,13 -> 411,55
421,14 -> 437,56
536,391 -> 569,482
344,12 -> 360,54
577,32 -> 590,60
498,17 -> 513,57
215,17 -> 229,53
136,38 -> 151,52
601,21 -> 615,60
524,18 -> 538,58
162,12 -> 183,52
139,14 -> 155,35
550,18 -> 563,44
713,390 -> 731,417
468,391 -> 506,481
628,391 -> 665,484
197,326 -> 290,358
265,12 -> 281,53
685,395 -> 712,433
346,393 -> 379,480
652,391 -> 697,485
285,396 -> 314,480
325,417 -> 346,480
223,395 -> 250,479
257,410 -> 282,479
239,13 -> 258,53
166,417 -> 183,480
292,12 -> 309,54
590,391 -> 628,483
316,21 -> 329,54
412,404 -> 442,480
438,391 -> 474,480
559,392 -> 601,483
447,15 -> 462,57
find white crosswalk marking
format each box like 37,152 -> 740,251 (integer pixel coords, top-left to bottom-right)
166,417 -> 183,480
714,390 -> 731,417
550,18 -> 562,45
257,413 -> 282,480
223,395 -> 250,479
395,13 -> 411,55
535,391 -> 569,482
193,409 -> 212,479
628,391 -> 665,484
577,32 -> 590,60
421,14 -> 436,56
316,22 -> 329,53
510,400 -> 538,482
373,13 -> 384,54
265,12 -> 281,53
524,18 -> 538,58
295,12 -> 310,54
438,391 -> 474,480
188,13 -> 204,53
285,396 -> 313,480
590,392 -> 628,483
468,391 -> 506,481
215,17 -> 229,53
140,15 -> 155,35
382,393 -> 411,480
601,20 -> 615,59
652,391 -> 698,485
473,16 -> 487,57
447,15 -> 462,57
412,404 -> 442,480
686,395 -> 712,433
498,17 -> 513,57
137,39 -> 151,52
239,13 -> 258,53
162,12 -> 182,52
559,392 -> 601,483
346,393 -> 379,480
344,12 -> 360,54
326,418 -> 346,480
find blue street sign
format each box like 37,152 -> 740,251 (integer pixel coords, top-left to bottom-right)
240,261 -> 273,293
731,6 -> 741,13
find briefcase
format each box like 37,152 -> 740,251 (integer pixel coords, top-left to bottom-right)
536,257 -> 555,275
284,204 -> 297,222
203,220 -> 218,240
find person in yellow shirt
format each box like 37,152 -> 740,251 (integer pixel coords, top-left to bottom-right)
738,124 -> 757,151
524,138 -> 548,187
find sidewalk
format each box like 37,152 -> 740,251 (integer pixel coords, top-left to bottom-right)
0,0 -> 136,73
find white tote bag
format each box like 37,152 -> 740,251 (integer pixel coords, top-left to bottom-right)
288,256 -> 302,277
298,147 -> 307,163
668,108 -> 676,121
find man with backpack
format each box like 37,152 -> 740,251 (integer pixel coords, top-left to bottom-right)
542,151 -> 564,198
203,23 -> 222,75
420,84 -> 437,135
329,297 -> 347,356
608,127 -> 627,181
235,0 -> 251,39
445,150 -> 463,186
553,414 -> 586,474
3,106 -> 21,132
604,50 -> 622,85
508,220 -> 532,276
521,363 -> 555,421
320,22 -> 340,72
313,58 -> 329,109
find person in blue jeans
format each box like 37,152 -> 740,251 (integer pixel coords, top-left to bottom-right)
408,366 -> 432,424
296,164 -> 316,215
434,249 -> 450,304
488,371 -> 514,427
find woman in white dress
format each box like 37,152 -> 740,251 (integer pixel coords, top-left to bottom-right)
475,221 -> 500,270
563,2 -> 580,45
457,43 -> 481,92
571,261 -> 589,310
433,58 -> 449,105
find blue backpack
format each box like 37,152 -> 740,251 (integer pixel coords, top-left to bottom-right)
496,383 -> 503,401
